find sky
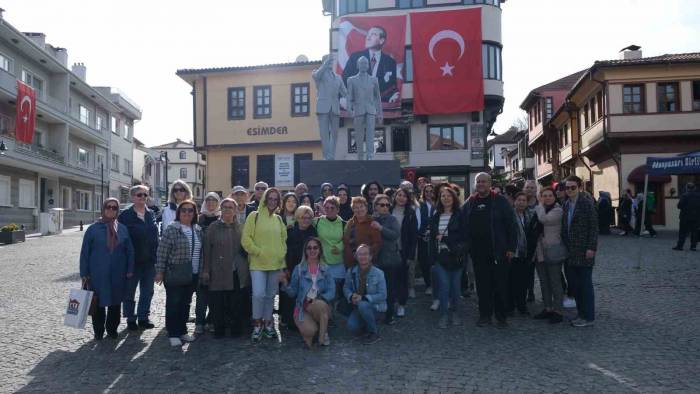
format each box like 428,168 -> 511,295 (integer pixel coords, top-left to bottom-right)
2,0 -> 699,146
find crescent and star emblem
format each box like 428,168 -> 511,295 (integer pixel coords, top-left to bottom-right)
428,30 -> 465,77
20,95 -> 32,124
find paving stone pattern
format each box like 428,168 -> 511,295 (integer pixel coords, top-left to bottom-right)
0,230 -> 698,393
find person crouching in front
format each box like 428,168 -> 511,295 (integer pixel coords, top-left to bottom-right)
343,244 -> 387,345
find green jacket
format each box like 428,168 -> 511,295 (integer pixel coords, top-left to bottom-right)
315,216 -> 345,265
241,189 -> 287,271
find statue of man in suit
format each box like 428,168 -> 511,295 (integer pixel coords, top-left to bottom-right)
347,56 -> 383,161
313,54 -> 347,160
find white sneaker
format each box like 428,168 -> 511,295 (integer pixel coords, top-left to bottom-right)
563,297 -> 577,309
397,306 -> 406,317
430,300 -> 440,311
169,337 -> 182,347
180,334 -> 196,343
425,287 -> 433,296
322,333 -> 331,346
194,325 -> 204,335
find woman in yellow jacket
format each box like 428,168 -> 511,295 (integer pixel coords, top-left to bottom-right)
242,187 -> 287,342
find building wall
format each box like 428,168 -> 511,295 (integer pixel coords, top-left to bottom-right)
0,163 -> 38,230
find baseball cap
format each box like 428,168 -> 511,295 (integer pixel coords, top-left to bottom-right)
231,186 -> 248,194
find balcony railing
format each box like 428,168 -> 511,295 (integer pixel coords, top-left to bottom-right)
14,141 -> 65,164
0,112 -> 15,138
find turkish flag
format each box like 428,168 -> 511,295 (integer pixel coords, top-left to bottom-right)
15,81 -> 36,144
410,8 -> 483,115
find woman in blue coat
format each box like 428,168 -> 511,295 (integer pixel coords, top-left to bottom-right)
80,198 -> 134,340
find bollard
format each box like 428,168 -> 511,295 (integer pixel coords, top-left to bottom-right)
79,220 -> 83,231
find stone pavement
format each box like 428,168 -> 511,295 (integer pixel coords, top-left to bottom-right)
0,229 -> 698,393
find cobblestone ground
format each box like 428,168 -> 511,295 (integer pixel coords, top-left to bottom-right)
0,228 -> 698,393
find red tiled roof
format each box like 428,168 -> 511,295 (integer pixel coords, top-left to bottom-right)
519,69 -> 587,109
593,52 -> 700,66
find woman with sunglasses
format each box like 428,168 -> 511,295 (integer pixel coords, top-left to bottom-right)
241,188 -> 288,342
280,237 -> 335,348
391,188 -> 418,318
80,198 -> 134,340
315,196 -> 346,302
118,185 -> 159,331
162,180 -> 193,231
281,205 -> 318,330
155,200 -> 203,347
371,194 -> 402,325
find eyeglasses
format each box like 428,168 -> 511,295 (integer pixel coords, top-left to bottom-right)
255,187 -> 266,191
566,186 -> 578,191
135,193 -> 148,198
180,208 -> 195,214
376,203 -> 391,208
172,188 -> 185,193
306,245 -> 320,250
105,205 -> 119,211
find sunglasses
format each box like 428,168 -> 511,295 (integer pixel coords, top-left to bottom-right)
173,188 -> 186,193
135,193 -> 148,198
306,245 -> 320,251
566,186 -> 578,191
180,208 -> 195,214
105,205 -> 119,211
376,203 -> 391,208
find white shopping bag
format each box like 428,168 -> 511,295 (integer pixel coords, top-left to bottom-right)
63,288 -> 93,329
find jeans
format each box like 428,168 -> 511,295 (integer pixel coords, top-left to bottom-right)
347,300 -> 379,334
251,270 -> 281,322
165,280 -> 194,338
507,257 -> 529,313
472,253 -> 510,321
535,260 -> 564,312
123,262 -> 155,323
569,266 -> 595,321
417,238 -> 432,288
382,264 -> 401,318
192,274 -> 208,326
433,264 -> 462,317
92,304 -> 120,337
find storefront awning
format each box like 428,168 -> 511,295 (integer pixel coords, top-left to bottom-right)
628,165 -> 671,183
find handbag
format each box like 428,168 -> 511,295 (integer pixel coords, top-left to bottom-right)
64,287 -> 94,329
83,280 -> 98,317
543,243 -> 568,263
165,229 -> 195,286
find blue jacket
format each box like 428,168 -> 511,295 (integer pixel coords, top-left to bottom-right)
80,222 -> 135,307
343,265 -> 387,313
284,261 -> 335,322
118,206 -> 159,265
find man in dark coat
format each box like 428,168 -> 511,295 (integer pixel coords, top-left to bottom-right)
561,176 -> 598,327
673,183 -> 700,251
461,172 -> 517,328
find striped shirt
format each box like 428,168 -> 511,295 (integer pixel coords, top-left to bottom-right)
182,225 -> 201,274
438,213 -> 451,236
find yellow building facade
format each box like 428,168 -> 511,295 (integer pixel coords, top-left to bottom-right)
177,60 -> 323,194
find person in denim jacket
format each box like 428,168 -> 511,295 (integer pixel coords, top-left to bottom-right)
280,237 -> 335,349
343,244 -> 387,345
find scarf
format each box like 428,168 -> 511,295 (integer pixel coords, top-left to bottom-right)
100,198 -> 120,253
358,264 -> 371,296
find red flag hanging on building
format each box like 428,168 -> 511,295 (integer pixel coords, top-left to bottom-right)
15,81 -> 37,143
410,8 -> 483,115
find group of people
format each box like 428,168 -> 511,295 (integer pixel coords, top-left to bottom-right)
79,173 -> 600,348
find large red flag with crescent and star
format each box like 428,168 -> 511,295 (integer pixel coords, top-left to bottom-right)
410,8 -> 483,115
15,81 -> 36,143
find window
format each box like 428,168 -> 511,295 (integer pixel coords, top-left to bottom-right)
111,153 -> 119,172
392,127 -> 411,152
0,175 -> 10,206
545,97 -> 553,120
33,130 -> 43,147
482,43 -> 502,80
622,84 -> 644,114
348,128 -> 387,154
338,0 -> 367,15
657,82 -> 679,113
256,155 -> 275,186
96,115 -> 105,131
94,192 -> 103,212
428,125 -> 467,150
123,123 -> 130,139
583,104 -> 590,129
560,124 -> 569,147
231,156 -> 250,188
110,116 -> 118,134
291,83 -> 310,116
198,168 -> 202,180
61,186 -> 71,209
79,105 -> 90,125
293,153 -> 313,186
596,91 -> 603,119
254,86 -> 271,118
590,98 -> 597,123
76,190 -> 91,211
21,69 -> 43,97
693,81 -> 700,111
123,159 -> 132,176
464,0 -> 500,5
180,168 -> 187,179
18,178 -> 35,208
397,0 -> 425,8
405,48 -> 414,82
228,87 -> 245,120
179,150 -> 187,160
0,52 -> 11,73
78,147 -> 89,168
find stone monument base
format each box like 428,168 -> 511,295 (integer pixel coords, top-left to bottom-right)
299,160 -> 401,195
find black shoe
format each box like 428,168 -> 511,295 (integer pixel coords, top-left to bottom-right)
364,333 -> 381,345
691,247 -> 697,251
476,317 -> 492,327
127,321 -> 139,331
506,310 -> 515,318
496,319 -> 508,329
672,246 -> 683,251
94,332 -> 104,341
214,332 -> 226,339
534,310 -> 551,320
548,313 -> 563,324
138,320 -> 155,329
107,331 -> 118,339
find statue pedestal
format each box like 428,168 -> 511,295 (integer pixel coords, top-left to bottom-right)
299,160 -> 401,194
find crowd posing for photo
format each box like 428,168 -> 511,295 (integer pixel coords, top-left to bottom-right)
79,173 -> 600,348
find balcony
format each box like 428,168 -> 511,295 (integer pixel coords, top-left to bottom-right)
580,119 -> 604,153
559,144 -> 574,164
608,112 -> 700,136
13,141 -> 65,164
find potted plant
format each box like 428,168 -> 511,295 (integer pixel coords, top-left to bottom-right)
0,223 -> 26,244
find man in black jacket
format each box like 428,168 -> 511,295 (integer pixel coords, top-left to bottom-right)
461,173 -> 518,328
673,183 -> 700,251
